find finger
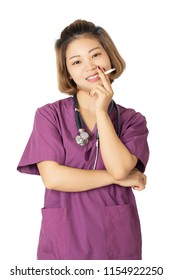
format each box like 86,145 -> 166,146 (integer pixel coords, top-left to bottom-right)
89,85 -> 106,97
143,174 -> 147,185
140,175 -> 147,186
132,185 -> 146,191
132,180 -> 146,191
97,66 -> 112,92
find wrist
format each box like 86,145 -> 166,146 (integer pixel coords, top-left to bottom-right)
96,109 -> 108,119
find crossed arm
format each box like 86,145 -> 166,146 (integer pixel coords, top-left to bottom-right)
37,68 -> 147,192
37,161 -> 146,193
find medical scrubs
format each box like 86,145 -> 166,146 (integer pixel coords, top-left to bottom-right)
17,96 -> 149,260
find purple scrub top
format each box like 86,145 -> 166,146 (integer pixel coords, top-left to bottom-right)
17,96 -> 149,260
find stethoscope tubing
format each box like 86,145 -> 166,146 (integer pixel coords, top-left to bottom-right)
73,94 -> 120,141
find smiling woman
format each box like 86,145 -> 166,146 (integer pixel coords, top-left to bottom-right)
65,37 -> 112,92
17,19 -> 149,260
55,20 -> 126,94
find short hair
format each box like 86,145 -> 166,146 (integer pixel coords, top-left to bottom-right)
55,19 -> 126,95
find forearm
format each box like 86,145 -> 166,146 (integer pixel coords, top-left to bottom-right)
37,161 -> 115,192
96,111 -> 137,180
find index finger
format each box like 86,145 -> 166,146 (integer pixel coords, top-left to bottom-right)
97,66 -> 112,92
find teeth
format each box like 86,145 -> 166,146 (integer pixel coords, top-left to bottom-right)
87,74 -> 98,80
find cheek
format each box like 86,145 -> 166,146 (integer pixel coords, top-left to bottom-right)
66,64 -> 72,77
103,55 -> 112,67
69,73 -> 78,83
105,59 -> 112,68
68,68 -> 81,83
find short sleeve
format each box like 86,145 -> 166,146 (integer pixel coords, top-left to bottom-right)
120,109 -> 149,172
17,105 -> 65,175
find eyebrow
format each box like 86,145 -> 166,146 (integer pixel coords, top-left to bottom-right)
68,47 -> 101,60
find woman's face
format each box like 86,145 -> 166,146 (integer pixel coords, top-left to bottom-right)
66,37 -> 112,93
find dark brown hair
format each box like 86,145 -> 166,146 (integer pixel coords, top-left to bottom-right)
55,19 -> 126,94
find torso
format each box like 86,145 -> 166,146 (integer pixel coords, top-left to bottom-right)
35,96 -> 146,260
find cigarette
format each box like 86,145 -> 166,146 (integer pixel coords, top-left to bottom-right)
104,68 -> 116,75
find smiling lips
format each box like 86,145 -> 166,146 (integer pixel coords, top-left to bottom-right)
86,68 -> 115,81
86,73 -> 99,81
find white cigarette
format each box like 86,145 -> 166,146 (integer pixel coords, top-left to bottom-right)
104,68 -> 116,75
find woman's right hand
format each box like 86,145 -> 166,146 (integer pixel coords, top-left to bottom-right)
115,168 -> 147,191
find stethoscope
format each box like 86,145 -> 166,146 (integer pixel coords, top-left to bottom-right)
74,93 -> 120,144
73,94 -> 120,169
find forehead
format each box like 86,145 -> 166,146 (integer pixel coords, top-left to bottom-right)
66,36 -> 103,58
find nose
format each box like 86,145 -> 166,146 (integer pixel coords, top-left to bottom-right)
84,59 -> 97,72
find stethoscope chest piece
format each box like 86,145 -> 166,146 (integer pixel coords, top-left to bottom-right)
73,93 -> 120,147
75,129 -> 89,146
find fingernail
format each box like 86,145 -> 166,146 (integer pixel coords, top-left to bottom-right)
97,66 -> 101,70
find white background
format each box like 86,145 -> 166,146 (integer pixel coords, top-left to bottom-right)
0,0 -> 173,278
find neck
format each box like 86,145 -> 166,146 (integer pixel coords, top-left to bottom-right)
76,90 -> 96,112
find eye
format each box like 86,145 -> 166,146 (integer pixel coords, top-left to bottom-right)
92,52 -> 101,58
72,60 -> 80,65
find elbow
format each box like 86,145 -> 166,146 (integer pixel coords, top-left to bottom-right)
42,175 -> 66,191
43,180 -> 55,190
45,183 -> 55,190
42,177 -> 60,191
109,157 -> 138,181
110,168 -> 129,181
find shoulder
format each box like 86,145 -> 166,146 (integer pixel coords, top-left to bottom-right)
118,104 -> 148,133
37,96 -> 73,113
35,96 -> 73,120
118,104 -> 147,123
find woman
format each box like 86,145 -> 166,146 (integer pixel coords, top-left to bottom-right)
17,19 -> 149,260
